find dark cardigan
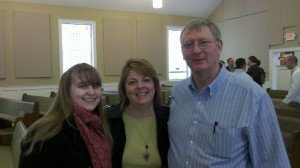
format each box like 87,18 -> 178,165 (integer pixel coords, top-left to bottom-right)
247,64 -> 262,86
19,116 -> 93,168
105,104 -> 170,168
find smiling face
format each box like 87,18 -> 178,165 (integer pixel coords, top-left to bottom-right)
125,70 -> 155,107
70,76 -> 102,112
181,26 -> 222,75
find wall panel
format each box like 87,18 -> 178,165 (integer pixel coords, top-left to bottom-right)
267,0 -> 283,45
222,18 -> 245,62
13,11 -> 51,77
282,0 -> 298,27
137,20 -> 162,74
103,18 -> 133,75
243,12 -> 269,72
224,0 -> 244,20
244,0 -> 267,15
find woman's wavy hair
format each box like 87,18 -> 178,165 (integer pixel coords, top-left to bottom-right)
22,63 -> 112,155
118,58 -> 162,111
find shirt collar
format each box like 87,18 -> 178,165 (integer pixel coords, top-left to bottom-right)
188,63 -> 228,96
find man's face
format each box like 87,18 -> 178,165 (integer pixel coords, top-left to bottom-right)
181,26 -> 222,74
284,59 -> 294,69
228,59 -> 234,67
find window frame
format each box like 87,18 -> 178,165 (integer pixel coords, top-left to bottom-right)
58,19 -> 97,75
167,26 -> 191,81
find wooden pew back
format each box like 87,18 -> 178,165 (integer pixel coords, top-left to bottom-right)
0,120 -> 27,168
0,97 -> 38,128
267,88 -> 288,99
22,93 -> 54,116
11,121 -> 27,168
161,84 -> 173,106
50,91 -> 56,98
274,102 -> 300,167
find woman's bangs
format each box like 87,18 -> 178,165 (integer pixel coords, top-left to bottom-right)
77,68 -> 101,85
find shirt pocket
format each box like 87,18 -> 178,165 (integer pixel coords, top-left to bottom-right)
213,126 -> 243,158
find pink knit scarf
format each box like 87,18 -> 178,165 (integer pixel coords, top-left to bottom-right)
72,101 -> 111,168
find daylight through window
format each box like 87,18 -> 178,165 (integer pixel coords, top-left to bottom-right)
59,20 -> 96,74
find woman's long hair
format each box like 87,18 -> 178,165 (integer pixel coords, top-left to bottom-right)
22,63 -> 112,155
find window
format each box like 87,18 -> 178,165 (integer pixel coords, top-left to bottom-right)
58,20 -> 96,74
167,26 -> 190,81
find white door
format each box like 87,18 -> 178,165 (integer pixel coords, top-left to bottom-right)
276,66 -> 291,90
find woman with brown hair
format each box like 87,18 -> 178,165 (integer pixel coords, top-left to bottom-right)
19,63 -> 112,168
105,58 -> 169,168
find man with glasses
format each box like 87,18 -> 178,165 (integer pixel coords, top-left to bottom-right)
168,18 -> 290,167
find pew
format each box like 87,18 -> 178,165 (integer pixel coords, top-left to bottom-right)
274,100 -> 300,167
100,86 -> 119,107
50,91 -> 56,98
102,92 -> 119,107
0,121 -> 27,168
22,93 -> 54,116
266,88 -> 288,99
161,84 -> 173,106
0,97 -> 38,128
289,130 -> 300,168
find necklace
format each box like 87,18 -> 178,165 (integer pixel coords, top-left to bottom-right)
136,116 -> 155,162
125,111 -> 155,162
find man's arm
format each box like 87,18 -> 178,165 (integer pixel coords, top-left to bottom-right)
247,94 -> 291,167
283,70 -> 300,103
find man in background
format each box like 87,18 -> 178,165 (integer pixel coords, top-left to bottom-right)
234,58 -> 252,80
282,55 -> 300,107
225,58 -> 235,72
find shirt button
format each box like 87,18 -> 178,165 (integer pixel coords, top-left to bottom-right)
194,121 -> 197,124
190,140 -> 193,144
186,161 -> 189,165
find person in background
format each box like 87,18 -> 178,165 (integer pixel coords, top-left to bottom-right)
282,55 -> 300,107
234,58 -> 252,80
168,18 -> 290,167
105,58 -> 170,168
19,63 -> 112,168
219,60 -> 225,65
247,55 -> 262,86
225,57 -> 235,72
257,59 -> 266,85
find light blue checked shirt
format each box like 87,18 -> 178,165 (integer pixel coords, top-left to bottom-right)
168,65 -> 290,168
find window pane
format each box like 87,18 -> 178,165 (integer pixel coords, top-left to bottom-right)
168,27 -> 190,80
59,20 -> 96,74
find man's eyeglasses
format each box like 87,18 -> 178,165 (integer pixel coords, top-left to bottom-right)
182,40 -> 218,51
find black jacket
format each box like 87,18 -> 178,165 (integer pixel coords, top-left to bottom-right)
105,104 -> 170,168
19,116 -> 93,168
247,64 -> 262,86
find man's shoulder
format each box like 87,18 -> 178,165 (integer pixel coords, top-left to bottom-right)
294,66 -> 300,73
175,78 -> 190,87
228,73 -> 264,93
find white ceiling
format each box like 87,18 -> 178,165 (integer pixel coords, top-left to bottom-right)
4,0 -> 222,18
